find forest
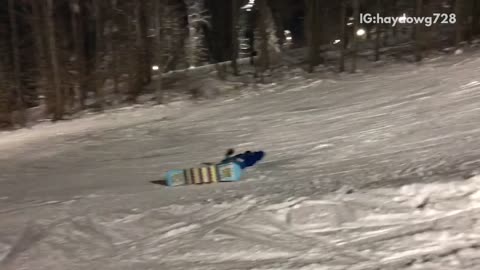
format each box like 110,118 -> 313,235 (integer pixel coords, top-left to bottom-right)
0,0 -> 477,128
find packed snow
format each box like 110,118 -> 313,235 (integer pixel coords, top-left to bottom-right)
3,51 -> 480,269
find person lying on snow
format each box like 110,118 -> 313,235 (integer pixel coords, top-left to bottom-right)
221,148 -> 265,169
204,149 -> 265,169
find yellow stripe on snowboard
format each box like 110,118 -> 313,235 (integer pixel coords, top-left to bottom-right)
201,167 -> 210,183
193,168 -> 202,184
209,166 -> 218,183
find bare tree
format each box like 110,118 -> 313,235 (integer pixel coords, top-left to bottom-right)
269,1 -> 288,48
45,0 -> 64,120
415,0 -> 423,62
154,0 -> 165,103
30,0 -> 51,119
105,0 -> 118,102
70,0 -> 88,110
0,43 -> 12,127
254,0 -> 279,80
92,0 -> 106,109
454,0 -> 464,47
162,1 -> 187,72
8,0 -> 26,126
255,0 -> 270,78
128,0 -> 149,101
391,0 -> 398,39
471,0 -> 480,40
339,0 -> 346,72
185,0 -> 209,68
374,0 -> 382,61
351,0 -> 360,72
305,0 -> 322,73
231,0 -> 240,76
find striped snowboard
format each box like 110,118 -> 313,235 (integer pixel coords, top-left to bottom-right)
165,162 -> 243,187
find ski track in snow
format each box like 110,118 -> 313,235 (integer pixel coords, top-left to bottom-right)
2,53 -> 480,269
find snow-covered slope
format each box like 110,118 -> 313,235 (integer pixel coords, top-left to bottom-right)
2,52 -> 480,269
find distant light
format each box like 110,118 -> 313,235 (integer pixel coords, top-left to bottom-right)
286,36 -> 292,41
152,65 -> 159,71
242,0 -> 255,10
347,22 -> 353,26
189,65 -> 195,69
333,39 -> 341,45
356,28 -> 366,36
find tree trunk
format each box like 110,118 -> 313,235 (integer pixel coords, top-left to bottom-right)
130,0 -> 149,100
270,1 -> 286,48
205,0 -> 234,63
31,0 -> 52,117
339,0 -> 346,72
256,0 -> 270,78
185,0 -> 197,67
110,0 -> 123,102
351,0 -> 360,72
154,0 -> 164,104
0,42 -> 13,127
374,0 -> 381,61
8,0 -> 26,126
471,0 -> 480,38
231,0 -> 239,76
305,0 -> 322,73
392,0 -> 398,38
110,22 -> 120,100
45,0 -> 64,120
70,0 -> 87,110
305,0 -> 314,72
366,24 -> 372,41
415,0 -> 423,62
70,0 -> 79,107
140,1 -> 151,83
93,0 -> 105,109
185,0 -> 209,68
455,0 -> 464,46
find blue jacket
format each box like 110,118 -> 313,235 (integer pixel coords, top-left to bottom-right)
220,151 -> 265,169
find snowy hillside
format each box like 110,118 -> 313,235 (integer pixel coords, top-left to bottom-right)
3,51 -> 480,269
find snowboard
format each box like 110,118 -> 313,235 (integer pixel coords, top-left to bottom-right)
165,162 -> 243,187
